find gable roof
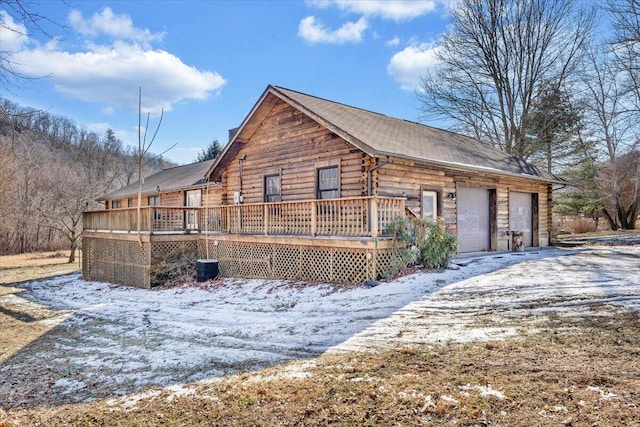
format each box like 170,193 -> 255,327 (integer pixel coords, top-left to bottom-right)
206,85 -> 561,183
98,159 -> 215,201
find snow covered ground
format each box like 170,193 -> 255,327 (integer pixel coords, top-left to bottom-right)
1,244 -> 639,408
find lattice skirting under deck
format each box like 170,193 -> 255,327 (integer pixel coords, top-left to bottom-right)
82,235 -> 397,287
197,240 -> 396,283
82,236 -> 151,288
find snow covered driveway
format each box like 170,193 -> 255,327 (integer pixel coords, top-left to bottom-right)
1,245 -> 639,408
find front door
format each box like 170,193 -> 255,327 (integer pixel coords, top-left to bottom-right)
185,190 -> 201,230
509,191 -> 533,247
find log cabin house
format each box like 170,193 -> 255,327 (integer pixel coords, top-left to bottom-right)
83,85 -> 561,288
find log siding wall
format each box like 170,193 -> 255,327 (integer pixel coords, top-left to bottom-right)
222,100 -> 367,204
375,158 -> 552,250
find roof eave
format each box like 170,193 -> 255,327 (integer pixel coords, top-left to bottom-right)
373,151 -> 565,185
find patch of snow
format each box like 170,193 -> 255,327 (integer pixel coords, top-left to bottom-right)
164,384 -> 197,401
459,384 -> 506,400
52,378 -> 87,394
112,389 -> 163,411
586,386 -> 618,399
440,394 -> 458,404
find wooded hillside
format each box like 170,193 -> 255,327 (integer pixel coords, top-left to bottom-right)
0,98 -> 174,258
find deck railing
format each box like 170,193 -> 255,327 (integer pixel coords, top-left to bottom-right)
83,196 -> 405,238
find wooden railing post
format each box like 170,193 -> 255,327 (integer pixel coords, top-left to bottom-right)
370,197 -> 379,238
264,204 -> 269,235
311,200 -> 317,236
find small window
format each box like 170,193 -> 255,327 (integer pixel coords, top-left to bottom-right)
112,200 -> 122,209
186,190 -> 202,207
317,166 -> 339,199
127,197 -> 134,207
264,174 -> 281,202
148,195 -> 160,206
421,190 -> 438,221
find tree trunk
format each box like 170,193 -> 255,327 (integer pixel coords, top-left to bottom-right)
602,208 -> 619,231
68,230 -> 76,263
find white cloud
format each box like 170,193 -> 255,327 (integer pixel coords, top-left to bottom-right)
7,7 -> 225,115
387,43 -> 439,91
387,36 -> 401,47
307,0 -> 437,21
68,7 -> 165,46
14,42 -> 224,114
298,16 -> 368,44
0,11 -> 29,52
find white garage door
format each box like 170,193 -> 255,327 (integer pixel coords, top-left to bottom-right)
457,187 -> 490,252
509,191 -> 533,247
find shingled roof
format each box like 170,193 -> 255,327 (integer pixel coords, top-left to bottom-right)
98,159 -> 215,201
207,85 -> 560,183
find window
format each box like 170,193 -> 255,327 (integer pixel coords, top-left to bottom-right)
264,174 -> 281,202
185,190 -> 202,207
148,195 -> 161,221
421,190 -> 438,221
112,200 -> 122,209
185,190 -> 201,230
128,197 -> 134,207
317,166 -> 339,199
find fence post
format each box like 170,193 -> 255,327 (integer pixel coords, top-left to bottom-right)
264,204 -> 269,235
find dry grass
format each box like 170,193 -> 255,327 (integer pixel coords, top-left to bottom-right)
0,251 -> 80,285
557,228 -> 640,239
1,310 -> 639,426
0,252 -> 76,367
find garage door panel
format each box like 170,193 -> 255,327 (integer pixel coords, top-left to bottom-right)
457,187 -> 490,252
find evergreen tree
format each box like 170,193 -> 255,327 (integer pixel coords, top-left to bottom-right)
195,139 -> 222,162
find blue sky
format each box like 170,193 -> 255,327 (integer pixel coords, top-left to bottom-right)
1,1 -> 449,164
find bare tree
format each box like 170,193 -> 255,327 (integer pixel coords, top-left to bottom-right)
604,0 -> 640,228
134,87 -> 173,246
418,0 -> 593,158
581,47 -> 639,229
0,0 -> 66,90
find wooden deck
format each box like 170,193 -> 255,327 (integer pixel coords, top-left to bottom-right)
82,197 -> 406,287
83,196 -> 405,238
